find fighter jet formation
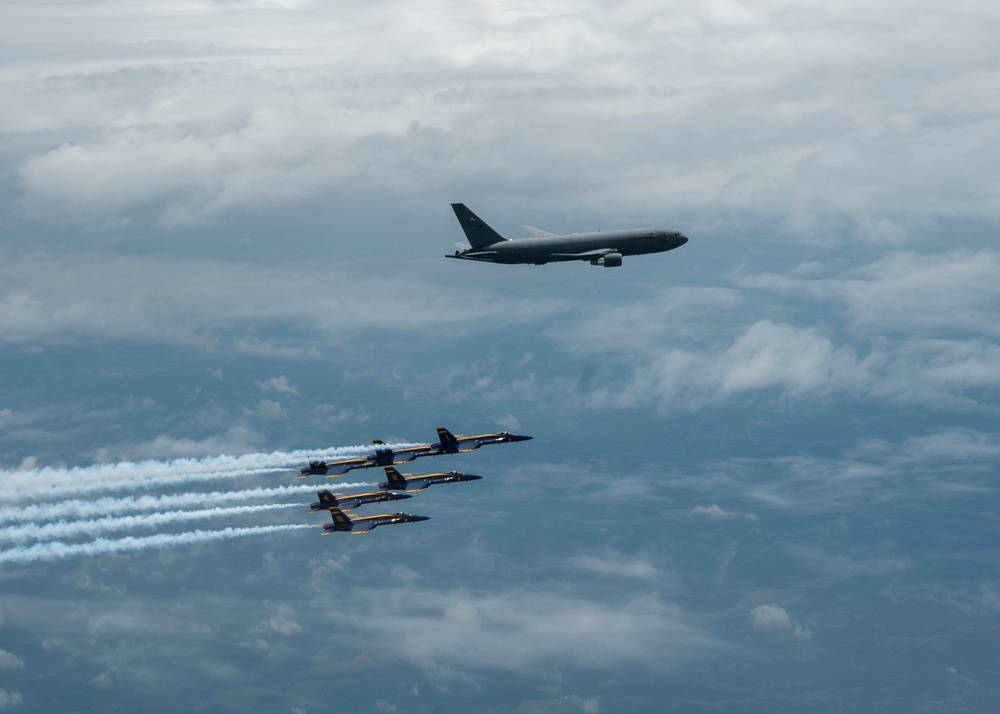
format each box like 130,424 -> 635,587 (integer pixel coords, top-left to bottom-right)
448,203 -> 689,267
299,426 -> 531,535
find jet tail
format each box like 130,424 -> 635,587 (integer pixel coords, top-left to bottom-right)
382,466 -> 407,489
451,204 -> 508,249
436,426 -> 459,451
326,507 -> 353,531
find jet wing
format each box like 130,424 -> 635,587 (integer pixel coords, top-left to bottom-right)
548,248 -> 616,259
516,224 -> 557,238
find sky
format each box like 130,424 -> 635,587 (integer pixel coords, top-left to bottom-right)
2,0 -> 1000,711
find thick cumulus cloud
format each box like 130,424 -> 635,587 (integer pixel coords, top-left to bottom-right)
716,320 -> 857,395
580,318 -> 874,411
547,247 -> 1000,413
5,1 -> 1000,234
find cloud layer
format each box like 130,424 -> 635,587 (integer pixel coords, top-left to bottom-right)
5,2 -> 1000,235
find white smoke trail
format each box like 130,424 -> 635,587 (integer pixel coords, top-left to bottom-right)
0,524 -> 316,565
0,503 -> 305,545
0,443 -> 420,501
0,482 -> 374,525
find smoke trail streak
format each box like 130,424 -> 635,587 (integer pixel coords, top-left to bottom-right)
0,443 -> 420,501
0,482 -> 374,525
0,525 -> 315,565
0,503 -> 305,545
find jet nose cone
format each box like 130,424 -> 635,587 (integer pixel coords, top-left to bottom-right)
394,492 -> 414,500
677,233 -> 689,246
413,515 -> 430,522
467,474 -> 483,480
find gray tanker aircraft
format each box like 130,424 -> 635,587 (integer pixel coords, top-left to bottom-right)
448,203 -> 688,267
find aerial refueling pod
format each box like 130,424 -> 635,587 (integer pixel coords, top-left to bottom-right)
591,252 -> 622,267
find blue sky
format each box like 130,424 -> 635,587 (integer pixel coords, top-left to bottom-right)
2,1 -> 1000,712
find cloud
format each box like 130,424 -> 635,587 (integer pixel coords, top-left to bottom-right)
564,552 -> 659,580
584,319 -> 873,412
749,604 -> 809,639
689,504 -> 743,521
716,320 -> 857,395
749,604 -> 791,630
252,399 -> 287,421
0,251 -> 571,349
684,427 -> 1000,516
322,588 -> 717,676
6,3 -> 1000,236
559,246 -> 1000,414
0,649 -> 25,671
256,376 -> 298,395
0,689 -> 22,711
737,249 -> 1000,336
265,604 -> 302,637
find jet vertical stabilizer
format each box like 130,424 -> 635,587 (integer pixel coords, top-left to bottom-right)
436,426 -> 460,452
381,466 -> 408,490
451,203 -> 509,249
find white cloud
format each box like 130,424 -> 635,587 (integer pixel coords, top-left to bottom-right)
0,650 -> 25,671
716,320 -> 857,395
565,552 -> 659,580
585,319 -> 873,412
256,376 -> 298,395
0,250 -> 571,349
738,250 -> 1000,336
689,504 -> 737,520
0,689 -> 23,712
749,604 -> 809,639
690,427 -> 1000,515
565,246 -> 1000,414
749,604 -> 790,630
252,400 -> 287,421
110,426 -> 264,461
321,588 -> 716,675
4,2 -> 999,234
265,605 -> 302,637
